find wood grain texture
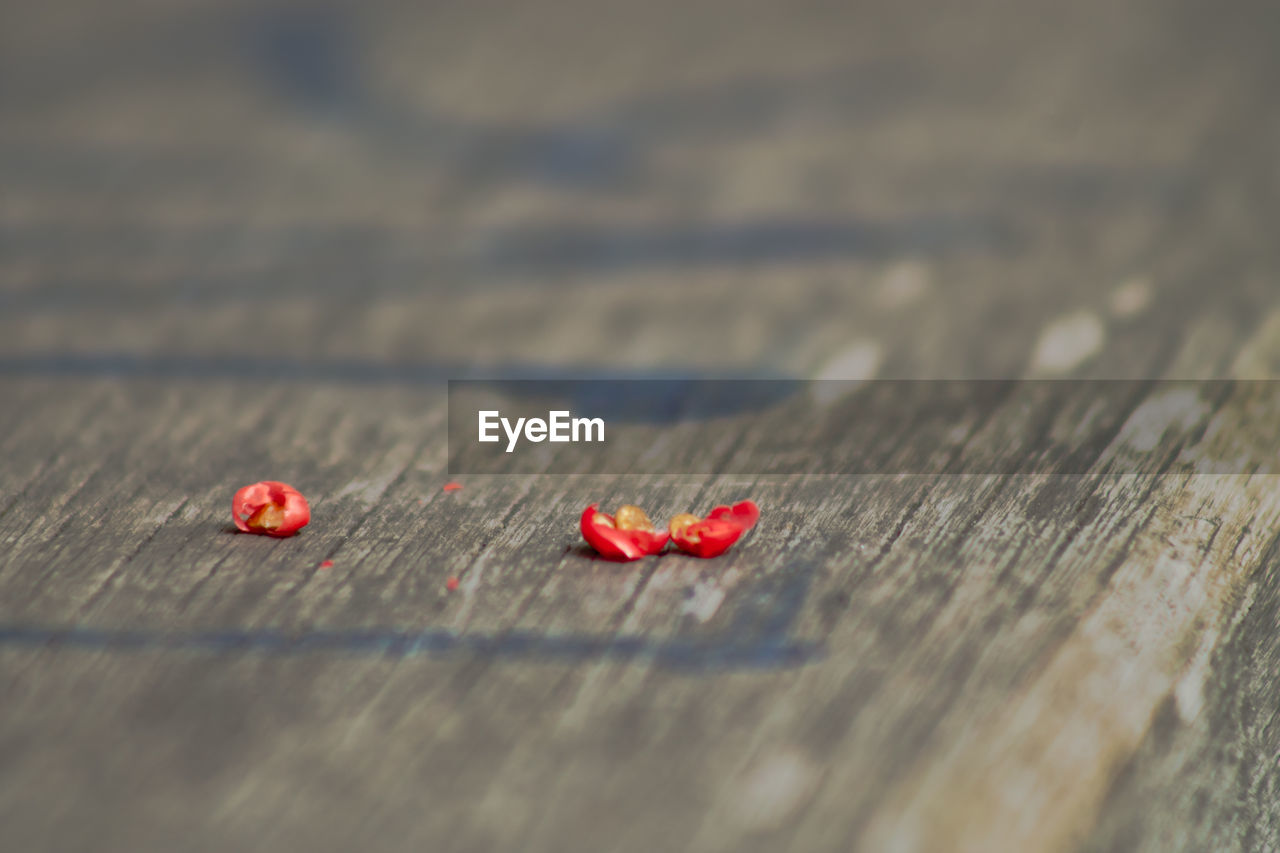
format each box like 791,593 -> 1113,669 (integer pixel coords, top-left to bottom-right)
3,0 -> 1280,850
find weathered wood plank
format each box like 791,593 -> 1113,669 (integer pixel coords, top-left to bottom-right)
3,0 -> 1280,851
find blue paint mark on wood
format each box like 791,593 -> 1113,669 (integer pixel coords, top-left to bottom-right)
0,351 -> 790,384
0,353 -> 802,423
0,625 -> 822,673
249,8 -> 358,113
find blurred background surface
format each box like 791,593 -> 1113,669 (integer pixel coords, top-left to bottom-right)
3,0 -> 1277,378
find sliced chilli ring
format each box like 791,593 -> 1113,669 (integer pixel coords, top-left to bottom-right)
232,481 -> 311,537
707,500 -> 760,532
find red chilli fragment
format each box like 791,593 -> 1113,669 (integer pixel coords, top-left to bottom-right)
232,481 -> 310,537
580,504 -> 670,561
669,500 -> 760,558
445,576 -> 460,592
443,482 -> 463,492
318,560 -> 333,569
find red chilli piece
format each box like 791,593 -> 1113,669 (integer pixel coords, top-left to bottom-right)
580,504 -> 670,562
707,500 -> 761,531
232,481 -> 310,537
445,576 -> 460,592
669,500 -> 760,558
318,560 -> 333,569
442,482 -> 463,492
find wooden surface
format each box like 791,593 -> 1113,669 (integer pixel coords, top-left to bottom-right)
3,0 -> 1280,850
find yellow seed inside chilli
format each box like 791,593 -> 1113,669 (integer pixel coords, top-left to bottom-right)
246,503 -> 285,531
615,505 -> 655,532
668,512 -> 701,540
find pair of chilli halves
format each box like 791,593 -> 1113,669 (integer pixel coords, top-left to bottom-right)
580,501 -> 760,561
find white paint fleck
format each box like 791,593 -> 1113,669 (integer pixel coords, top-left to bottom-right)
332,472 -> 397,507
876,261 -> 931,309
811,340 -> 883,404
814,340 -> 883,382
1231,309 -> 1280,379
446,559 -> 488,631
1108,276 -> 1153,319
145,498 -> 187,526
680,582 -> 726,623
1174,626 -> 1218,723
731,749 -> 821,831
1177,581 -> 1257,724
1118,388 -> 1209,452
1030,311 -> 1105,375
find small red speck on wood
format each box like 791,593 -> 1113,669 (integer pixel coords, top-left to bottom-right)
318,560 -> 333,569
443,482 -> 463,492
446,577 -> 460,591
